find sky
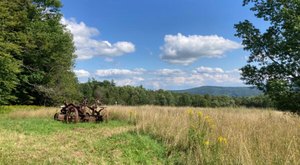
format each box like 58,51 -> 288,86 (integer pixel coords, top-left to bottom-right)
60,0 -> 267,90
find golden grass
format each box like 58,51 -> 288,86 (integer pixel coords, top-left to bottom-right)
7,107 -> 58,119
108,106 -> 300,164
2,106 -> 299,164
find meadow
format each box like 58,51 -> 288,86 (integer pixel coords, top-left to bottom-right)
0,106 -> 299,164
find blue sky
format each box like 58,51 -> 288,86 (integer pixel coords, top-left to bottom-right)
60,0 -> 267,90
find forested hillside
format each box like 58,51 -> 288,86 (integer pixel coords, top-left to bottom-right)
172,86 -> 262,97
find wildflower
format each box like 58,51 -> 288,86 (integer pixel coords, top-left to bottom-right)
204,115 -> 211,121
197,111 -> 203,119
204,140 -> 210,146
217,136 -> 227,144
204,115 -> 215,129
186,109 -> 194,116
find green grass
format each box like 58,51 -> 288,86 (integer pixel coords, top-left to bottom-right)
0,118 -> 128,135
0,107 -> 167,164
95,132 -> 166,164
0,105 -> 42,114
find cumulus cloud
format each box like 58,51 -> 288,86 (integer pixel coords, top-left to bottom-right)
74,69 -> 90,77
155,69 -> 185,76
192,66 -> 224,74
149,66 -> 242,89
160,33 -> 242,65
191,66 -> 241,84
225,69 -> 241,74
85,66 -> 242,89
115,77 -> 145,86
61,17 -> 135,60
95,68 -> 146,77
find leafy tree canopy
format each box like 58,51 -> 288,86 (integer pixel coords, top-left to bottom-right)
235,0 -> 300,112
0,0 -> 78,105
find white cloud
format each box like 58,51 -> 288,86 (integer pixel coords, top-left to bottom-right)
155,69 -> 185,76
115,77 -> 145,86
166,76 -> 188,84
95,68 -> 146,77
191,66 -> 241,84
61,17 -> 135,60
149,66 -> 242,89
160,33 -> 242,65
74,69 -> 90,77
87,66 -> 242,89
200,73 -> 240,83
193,66 -> 224,74
225,69 -> 241,74
151,81 -> 161,89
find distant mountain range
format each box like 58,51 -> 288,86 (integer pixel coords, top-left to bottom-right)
171,86 -> 263,97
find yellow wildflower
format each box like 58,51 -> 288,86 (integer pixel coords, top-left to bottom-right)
186,109 -> 194,116
197,111 -> 203,119
217,136 -> 227,144
204,115 -> 215,129
204,115 -> 211,121
204,140 -> 210,146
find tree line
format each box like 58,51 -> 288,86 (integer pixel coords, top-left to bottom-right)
78,79 -> 274,108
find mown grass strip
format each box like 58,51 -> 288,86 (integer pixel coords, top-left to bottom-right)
0,107 -> 168,164
0,118 -> 129,135
95,132 -> 166,164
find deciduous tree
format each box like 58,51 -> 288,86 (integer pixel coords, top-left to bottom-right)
235,0 -> 300,112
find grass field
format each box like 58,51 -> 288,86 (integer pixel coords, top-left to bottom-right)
0,106 -> 299,164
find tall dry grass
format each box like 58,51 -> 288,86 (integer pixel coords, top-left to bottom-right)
7,107 -> 58,119
108,106 -> 300,164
